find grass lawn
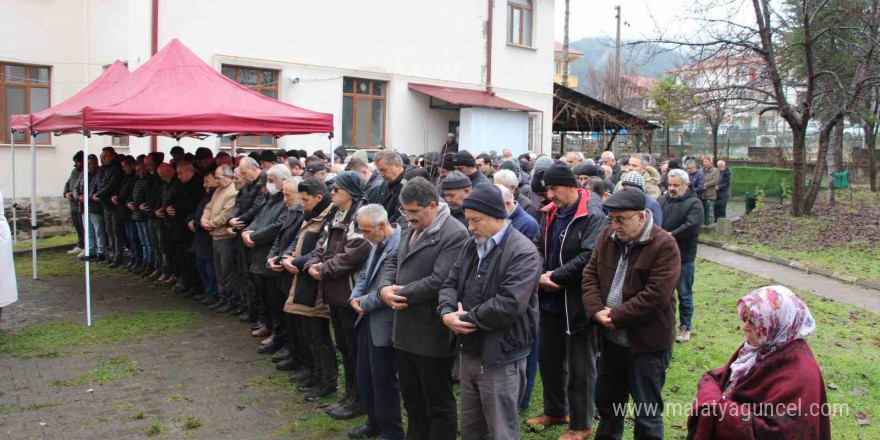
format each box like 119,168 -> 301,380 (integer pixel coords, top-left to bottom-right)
13,248 -> 130,279
12,234 -> 78,252
713,186 -> 880,283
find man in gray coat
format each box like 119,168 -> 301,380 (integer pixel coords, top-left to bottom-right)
438,184 -> 541,440
348,204 -> 404,440
377,177 -> 468,440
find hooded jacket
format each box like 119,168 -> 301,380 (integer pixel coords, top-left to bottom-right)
284,197 -> 333,316
658,187 -> 704,262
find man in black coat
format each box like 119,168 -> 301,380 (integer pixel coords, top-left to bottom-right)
657,169 -> 703,344
438,184 -> 541,440
714,160 -> 731,221
377,178 -> 468,440
374,150 -> 408,225
530,162 -> 607,439
94,147 -> 124,264
188,170 -> 218,301
143,152 -> 166,280
231,157 -> 267,322
115,156 -> 140,270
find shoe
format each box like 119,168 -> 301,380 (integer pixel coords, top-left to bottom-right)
107,259 -> 122,269
347,423 -> 380,439
201,296 -> 219,306
260,335 -> 274,346
275,359 -> 299,371
304,383 -> 337,402
251,321 -> 265,331
230,305 -> 247,315
526,414 -> 570,428
297,375 -> 320,391
172,279 -> 188,293
271,348 -> 291,363
239,312 -> 257,323
327,401 -> 364,420
257,341 -> 282,354
209,300 -> 227,311
216,302 -> 234,313
251,326 -> 271,338
676,325 -> 692,343
79,253 -> 95,261
193,294 -> 206,301
182,289 -> 199,298
125,261 -> 136,270
76,251 -> 86,258
289,368 -> 312,381
162,276 -> 178,287
96,254 -> 107,263
558,429 -> 593,440
146,270 -> 161,281
153,274 -> 169,285
327,387 -> 354,412
67,246 -> 83,255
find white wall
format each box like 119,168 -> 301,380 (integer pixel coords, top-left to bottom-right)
459,108 -> 528,156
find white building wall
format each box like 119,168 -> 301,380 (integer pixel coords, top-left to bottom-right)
1,0 -> 554,203
460,108 -> 529,155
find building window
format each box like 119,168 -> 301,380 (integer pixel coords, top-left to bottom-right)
1,63 -> 51,144
342,78 -> 386,148
507,0 -> 533,47
220,65 -> 280,148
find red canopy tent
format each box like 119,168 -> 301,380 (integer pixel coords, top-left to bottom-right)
10,39 -> 334,326
82,39 -> 333,138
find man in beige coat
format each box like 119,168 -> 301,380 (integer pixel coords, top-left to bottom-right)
201,165 -> 239,308
700,157 -> 719,225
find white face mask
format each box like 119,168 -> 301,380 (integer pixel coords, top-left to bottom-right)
266,182 -> 278,194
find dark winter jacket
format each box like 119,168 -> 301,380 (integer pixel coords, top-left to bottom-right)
364,172 -> 384,204
582,218 -> 681,352
161,175 -> 204,243
658,187 -> 704,263
534,188 -> 608,334
130,175 -> 150,222
64,168 -> 83,213
190,188 -> 215,260
269,206 -> 305,294
144,172 -> 164,220
232,171 -> 267,228
245,190 -> 288,276
116,172 -> 137,220
438,224 -> 541,369
376,168 -> 409,225
80,170 -> 103,215
304,200 -> 372,307
284,197 -> 333,311
95,158 -> 123,210
377,204 -> 469,358
717,168 -> 732,201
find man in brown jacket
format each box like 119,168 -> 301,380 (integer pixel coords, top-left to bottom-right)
201,165 -> 239,308
700,157 -> 719,225
582,188 -> 681,440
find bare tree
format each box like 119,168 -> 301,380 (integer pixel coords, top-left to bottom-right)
585,55 -> 643,113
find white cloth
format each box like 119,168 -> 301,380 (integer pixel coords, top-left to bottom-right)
0,190 -> 18,307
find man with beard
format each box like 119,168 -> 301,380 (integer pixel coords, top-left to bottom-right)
439,171 -> 472,229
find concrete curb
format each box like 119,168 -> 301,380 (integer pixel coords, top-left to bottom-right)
698,237 -> 880,291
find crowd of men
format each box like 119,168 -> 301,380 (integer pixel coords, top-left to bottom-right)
62,144 -> 731,440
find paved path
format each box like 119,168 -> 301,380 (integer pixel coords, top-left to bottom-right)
698,244 -> 880,312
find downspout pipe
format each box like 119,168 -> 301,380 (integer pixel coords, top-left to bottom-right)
486,0 -> 493,92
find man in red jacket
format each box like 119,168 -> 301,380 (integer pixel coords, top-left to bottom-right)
582,188 -> 681,440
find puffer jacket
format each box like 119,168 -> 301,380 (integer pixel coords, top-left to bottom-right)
130,175 -> 149,222
63,168 -> 83,213
244,190 -> 288,276
95,158 -> 123,211
304,199 -> 372,307
657,187 -> 703,263
232,171 -> 267,228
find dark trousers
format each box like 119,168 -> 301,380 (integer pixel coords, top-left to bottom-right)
123,220 -> 142,264
253,274 -> 281,341
595,339 -> 671,440
301,314 -> 337,386
173,239 -> 198,288
269,281 -> 289,341
395,349 -> 457,440
702,199 -> 715,225
519,333 -> 540,413
285,313 -> 313,370
538,311 -> 597,431
714,198 -> 728,220
212,238 -> 237,303
148,219 -> 165,273
161,225 -> 176,276
235,241 -> 256,314
330,306 -> 359,394
196,257 -> 217,297
356,317 -> 404,440
71,209 -> 85,249
103,210 -> 123,259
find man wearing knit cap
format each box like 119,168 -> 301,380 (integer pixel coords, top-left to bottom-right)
620,171 -> 663,228
259,150 -> 278,171
582,188 -> 680,440
437,153 -> 455,186
498,160 -> 540,221
438,183 -> 541,440
439,171 -> 472,229
453,150 -> 490,187
529,162 -> 606,440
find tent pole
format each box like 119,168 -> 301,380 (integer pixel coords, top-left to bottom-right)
328,133 -> 334,164
10,130 -> 16,243
232,136 -> 237,157
29,133 -> 37,280
83,132 -> 92,327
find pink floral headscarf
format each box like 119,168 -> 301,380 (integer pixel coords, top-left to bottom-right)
723,285 -> 816,398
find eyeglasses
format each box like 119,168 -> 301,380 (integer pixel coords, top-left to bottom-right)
606,212 -> 640,225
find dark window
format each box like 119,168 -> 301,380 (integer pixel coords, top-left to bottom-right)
1,63 -> 51,144
220,65 -> 280,148
342,78 -> 386,148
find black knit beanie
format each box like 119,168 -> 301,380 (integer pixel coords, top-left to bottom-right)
454,150 -> 476,168
461,183 -> 507,219
542,162 -> 578,187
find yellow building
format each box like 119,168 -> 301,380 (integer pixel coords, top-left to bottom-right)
554,41 -> 583,88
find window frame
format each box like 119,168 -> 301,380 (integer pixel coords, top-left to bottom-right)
507,0 -> 534,47
342,77 -> 387,148
1,62 -> 52,144
220,64 -> 280,149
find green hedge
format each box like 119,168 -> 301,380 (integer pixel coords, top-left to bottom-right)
729,167 -> 793,197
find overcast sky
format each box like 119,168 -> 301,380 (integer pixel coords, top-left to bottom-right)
553,0 -> 752,42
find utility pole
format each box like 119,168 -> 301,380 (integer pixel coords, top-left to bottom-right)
614,5 -> 621,82
562,0 -> 571,87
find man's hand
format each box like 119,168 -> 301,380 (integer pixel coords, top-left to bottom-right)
91,194 -> 100,201
267,256 -> 284,272
379,285 -> 407,310
139,203 -> 151,212
350,298 -> 364,314
442,302 -> 478,335
593,307 -> 614,329
187,220 -> 195,232
155,208 -> 166,218
539,271 -> 563,292
126,202 -> 135,210
166,206 -> 176,217
241,231 -> 255,248
229,217 -> 245,228
281,258 -> 299,274
78,195 -> 85,202
200,219 -> 212,231
64,192 -> 72,200
307,263 -> 323,280
111,195 -> 119,205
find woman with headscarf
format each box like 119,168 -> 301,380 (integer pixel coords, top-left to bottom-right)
687,285 -> 830,440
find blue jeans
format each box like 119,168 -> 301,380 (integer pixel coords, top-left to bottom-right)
677,261 -> 695,330
87,212 -> 106,255
135,221 -> 153,263
196,257 -> 218,297
518,333 -> 539,413
124,221 -> 142,264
